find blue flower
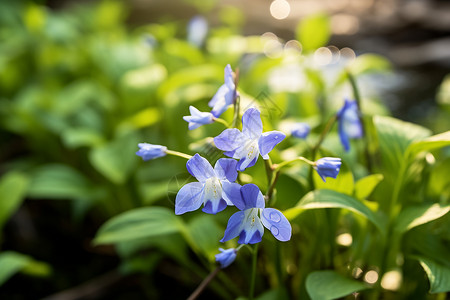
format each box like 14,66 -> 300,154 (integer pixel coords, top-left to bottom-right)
136,143 -> 167,161
291,122 -> 310,139
187,15 -> 208,47
215,248 -> 237,268
214,108 -> 285,171
314,157 -> 342,182
208,64 -> 236,117
183,106 -> 214,130
221,184 -> 292,244
175,154 -> 241,215
337,99 -> 363,151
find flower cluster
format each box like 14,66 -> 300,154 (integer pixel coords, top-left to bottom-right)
137,64 -> 349,269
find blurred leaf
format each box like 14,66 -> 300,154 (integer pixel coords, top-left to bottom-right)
0,172 -> 29,230
394,203 -> 450,234
0,251 -> 30,286
120,64 -> 167,98
354,174 -> 384,200
306,270 -> 368,300
89,132 -> 140,184
256,287 -> 289,300
117,107 -> 161,132
24,4 -> 46,33
286,189 -> 386,237
94,207 -> 183,245
348,54 -> 391,75
437,74 -> 450,106
296,14 -> 330,52
95,0 -> 127,29
28,164 -> 95,200
406,131 -> 450,159
416,257 -> 450,293
185,215 -> 223,261
61,128 -> 105,148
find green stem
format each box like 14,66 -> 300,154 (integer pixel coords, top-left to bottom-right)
249,243 -> 259,300
213,117 -> 230,128
312,115 -> 337,158
165,149 -> 192,160
187,267 -> 221,300
273,156 -> 315,171
232,68 -> 240,128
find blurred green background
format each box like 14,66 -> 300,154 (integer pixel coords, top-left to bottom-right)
0,0 -> 449,299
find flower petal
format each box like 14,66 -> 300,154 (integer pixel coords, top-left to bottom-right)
203,198 -> 228,214
236,155 -> 258,172
214,128 -> 245,151
258,131 -> 286,159
215,248 -> 237,268
186,154 -> 215,182
221,211 -> 245,243
224,64 -> 235,89
214,158 -> 238,182
242,108 -> 263,139
260,208 -> 292,242
240,184 -> 265,209
222,182 -> 243,208
239,209 -> 264,244
175,182 -> 204,215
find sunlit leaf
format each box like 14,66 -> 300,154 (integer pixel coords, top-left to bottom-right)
306,270 -> 368,300
0,251 -> 30,286
394,203 -> 450,234
296,14 -> 330,52
406,131 -> 450,159
0,172 -> 29,230
416,256 -> 450,293
354,174 -> 384,200
94,207 -> 183,245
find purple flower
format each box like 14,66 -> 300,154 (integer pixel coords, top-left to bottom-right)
187,15 -> 208,47
291,122 -> 310,139
208,64 -> 236,117
175,154 -> 241,215
215,248 -> 237,268
337,99 -> 363,151
314,157 -> 342,182
214,108 -> 285,171
136,143 -> 167,161
183,106 -> 214,130
221,184 -> 292,244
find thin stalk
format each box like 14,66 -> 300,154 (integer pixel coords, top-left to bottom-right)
213,117 -> 230,128
249,243 -> 259,300
165,150 -> 192,160
312,115 -> 337,158
232,68 -> 240,128
187,267 -> 221,300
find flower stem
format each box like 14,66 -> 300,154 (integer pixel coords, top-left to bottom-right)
312,115 -> 337,158
187,267 -> 221,300
249,243 -> 259,300
165,150 -> 192,160
272,156 -> 315,171
213,117 -> 230,128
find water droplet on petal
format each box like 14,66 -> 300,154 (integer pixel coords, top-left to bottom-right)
271,225 -> 279,236
270,211 -> 281,222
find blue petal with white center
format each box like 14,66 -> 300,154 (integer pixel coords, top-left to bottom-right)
314,157 -> 342,182
221,184 -> 292,244
214,108 -> 285,171
136,143 -> 167,161
215,248 -> 237,268
291,122 -> 310,139
337,99 -> 363,151
183,106 -> 214,130
176,154 -> 241,215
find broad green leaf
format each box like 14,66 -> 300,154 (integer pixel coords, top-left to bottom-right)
28,164 -> 94,200
0,172 -> 29,230
394,203 -> 450,234
184,215 -> 223,261
417,257 -> 450,293
348,54 -> 391,75
296,14 -> 330,52
406,131 -> 450,159
287,189 -> 386,237
374,115 -> 431,177
89,132 -> 140,184
116,107 -> 162,132
94,207 -> 183,245
61,127 -> 105,148
354,174 -> 384,200
306,270 -> 368,300
0,251 -> 30,286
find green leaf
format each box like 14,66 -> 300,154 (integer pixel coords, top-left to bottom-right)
28,164 -> 94,200
306,270 -> 368,300
417,257 -> 450,293
406,131 -> 450,159
0,251 -> 30,286
313,160 -> 354,195
287,189 -> 386,237
0,172 -> 29,230
394,203 -> 450,234
348,54 -> 391,75
296,14 -> 330,52
94,207 -> 183,245
89,132 -> 140,184
354,174 -> 384,200
184,215 -> 223,261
